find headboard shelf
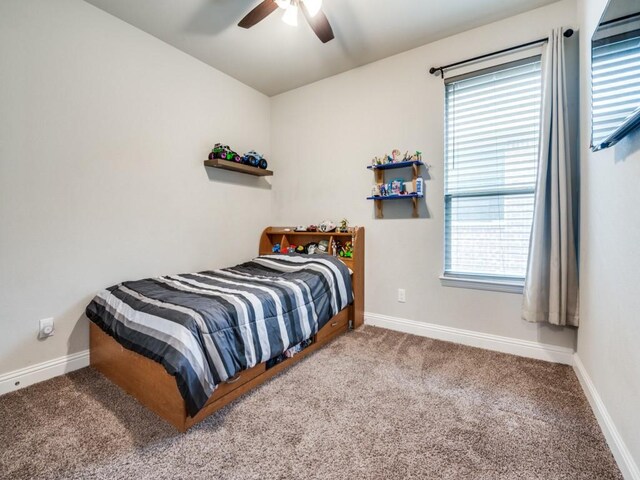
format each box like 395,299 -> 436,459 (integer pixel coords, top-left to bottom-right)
259,226 -> 365,328
265,227 -> 354,236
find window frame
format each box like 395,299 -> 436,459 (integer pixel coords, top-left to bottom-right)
441,56 -> 543,294
590,26 -> 640,150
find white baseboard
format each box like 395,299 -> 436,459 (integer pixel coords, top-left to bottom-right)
364,312 -> 575,365
573,354 -> 639,480
0,350 -> 90,396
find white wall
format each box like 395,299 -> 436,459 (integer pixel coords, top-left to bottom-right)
577,0 -> 640,471
0,0 -> 271,375
270,0 -> 578,349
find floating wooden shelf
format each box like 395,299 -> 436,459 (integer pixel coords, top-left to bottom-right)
204,158 -> 273,177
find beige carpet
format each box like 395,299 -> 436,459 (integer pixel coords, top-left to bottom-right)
0,326 -> 622,479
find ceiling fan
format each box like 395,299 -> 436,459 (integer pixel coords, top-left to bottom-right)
238,0 -> 335,43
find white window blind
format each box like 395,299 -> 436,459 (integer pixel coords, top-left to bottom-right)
444,58 -> 542,281
592,32 -> 640,146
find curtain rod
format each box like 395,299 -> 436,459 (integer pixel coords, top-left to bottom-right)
429,28 -> 574,77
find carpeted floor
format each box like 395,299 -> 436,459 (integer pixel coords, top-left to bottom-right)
0,326 -> 622,479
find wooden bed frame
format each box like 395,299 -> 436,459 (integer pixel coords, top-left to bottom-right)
90,226 -> 364,432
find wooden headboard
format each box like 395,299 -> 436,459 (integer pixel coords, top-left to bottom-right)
259,226 -> 365,329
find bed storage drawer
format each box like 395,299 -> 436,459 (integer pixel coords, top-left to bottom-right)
206,362 -> 266,403
316,308 -> 349,342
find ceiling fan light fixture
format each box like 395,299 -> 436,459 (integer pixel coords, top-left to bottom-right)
281,3 -> 298,26
303,0 -> 322,17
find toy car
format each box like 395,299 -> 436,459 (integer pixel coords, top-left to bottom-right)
318,220 -> 336,233
212,143 -> 242,163
242,150 -> 268,169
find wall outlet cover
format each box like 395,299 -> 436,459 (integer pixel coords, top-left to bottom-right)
38,318 -> 55,339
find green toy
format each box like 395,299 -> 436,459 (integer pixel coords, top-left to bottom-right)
339,241 -> 353,258
212,143 -> 242,163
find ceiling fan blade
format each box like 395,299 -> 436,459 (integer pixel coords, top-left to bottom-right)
300,2 -> 334,43
238,0 -> 278,29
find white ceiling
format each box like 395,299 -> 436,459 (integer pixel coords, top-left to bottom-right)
84,0 -> 560,96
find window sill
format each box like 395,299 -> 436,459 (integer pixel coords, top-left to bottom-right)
439,275 -> 524,294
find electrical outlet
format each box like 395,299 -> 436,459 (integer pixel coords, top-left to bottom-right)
398,289 -> 406,303
38,318 -> 55,339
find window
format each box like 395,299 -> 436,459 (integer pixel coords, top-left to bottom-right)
443,58 -> 542,290
592,29 -> 640,147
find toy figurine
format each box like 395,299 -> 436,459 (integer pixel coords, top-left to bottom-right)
390,178 -> 404,195
391,149 -> 402,162
339,241 -> 353,258
371,184 -> 381,197
272,243 -> 281,253
288,245 -> 296,254
379,183 -> 387,196
339,218 -> 349,233
307,224 -> 318,232
404,150 -> 422,162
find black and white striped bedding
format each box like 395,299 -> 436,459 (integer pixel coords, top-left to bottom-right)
85,254 -> 353,416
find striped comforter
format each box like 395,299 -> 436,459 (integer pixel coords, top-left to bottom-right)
85,254 -> 353,416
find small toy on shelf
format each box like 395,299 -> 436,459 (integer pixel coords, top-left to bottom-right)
307,224 -> 318,232
339,241 -> 353,258
294,225 -> 307,232
318,220 -> 336,233
339,218 -> 349,233
405,150 -> 422,162
369,149 -> 423,167
212,143 -> 242,163
295,245 -> 306,254
272,243 -> 281,253
288,245 -> 297,254
332,240 -> 340,257
242,151 -> 269,169
306,242 -> 319,254
317,240 -> 329,253
390,178 -> 404,195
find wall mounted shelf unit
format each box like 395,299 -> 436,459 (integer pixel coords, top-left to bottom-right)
367,160 -> 425,218
204,158 -> 273,177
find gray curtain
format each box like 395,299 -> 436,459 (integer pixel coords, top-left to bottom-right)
522,28 -> 579,327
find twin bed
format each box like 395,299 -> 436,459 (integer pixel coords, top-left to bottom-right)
86,227 -> 364,431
